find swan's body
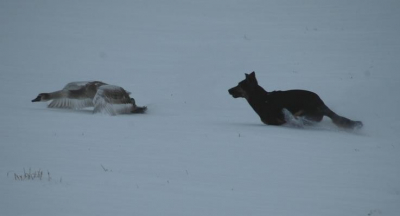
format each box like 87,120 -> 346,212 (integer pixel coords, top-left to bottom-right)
32,81 -> 146,115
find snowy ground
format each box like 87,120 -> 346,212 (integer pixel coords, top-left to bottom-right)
1,0 -> 400,215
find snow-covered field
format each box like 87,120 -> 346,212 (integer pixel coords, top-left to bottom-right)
1,0 -> 400,215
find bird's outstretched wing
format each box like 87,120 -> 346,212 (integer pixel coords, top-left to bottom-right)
48,81 -> 107,109
93,85 -> 133,115
48,98 -> 94,109
62,81 -> 92,90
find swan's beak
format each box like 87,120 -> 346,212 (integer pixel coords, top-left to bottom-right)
32,96 -> 41,102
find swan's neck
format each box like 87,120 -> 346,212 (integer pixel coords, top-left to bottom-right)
49,90 -> 69,100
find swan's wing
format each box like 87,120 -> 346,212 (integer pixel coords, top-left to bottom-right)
48,98 -> 94,109
49,81 -> 93,109
62,81 -> 90,90
94,85 -> 131,104
48,81 -> 107,109
93,85 -> 132,115
62,81 -> 107,90
93,102 -> 133,115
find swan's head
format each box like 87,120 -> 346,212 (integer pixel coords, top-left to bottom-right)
32,93 -> 50,102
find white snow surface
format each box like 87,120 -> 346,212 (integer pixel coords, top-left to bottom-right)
1,0 -> 400,215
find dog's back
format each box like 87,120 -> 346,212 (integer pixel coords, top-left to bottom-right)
266,90 -> 324,113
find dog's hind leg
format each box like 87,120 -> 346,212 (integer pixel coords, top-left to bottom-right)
303,111 -> 324,123
290,109 -> 323,125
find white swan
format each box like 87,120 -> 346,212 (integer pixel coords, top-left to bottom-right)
31,81 -> 146,115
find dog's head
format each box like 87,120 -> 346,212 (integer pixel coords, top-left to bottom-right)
228,71 -> 258,99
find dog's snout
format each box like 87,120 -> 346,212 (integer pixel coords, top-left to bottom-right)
228,86 -> 242,98
228,87 -> 238,96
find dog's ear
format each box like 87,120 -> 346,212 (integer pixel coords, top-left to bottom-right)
245,71 -> 256,78
246,71 -> 257,84
249,71 -> 256,78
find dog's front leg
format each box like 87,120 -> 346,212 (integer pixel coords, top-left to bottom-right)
261,117 -> 285,126
261,110 -> 286,126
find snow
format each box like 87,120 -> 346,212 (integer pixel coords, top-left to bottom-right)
1,0 -> 400,215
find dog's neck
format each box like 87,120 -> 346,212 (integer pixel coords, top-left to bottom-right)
245,85 -> 269,114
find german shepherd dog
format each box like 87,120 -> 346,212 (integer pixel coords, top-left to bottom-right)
228,72 -> 363,129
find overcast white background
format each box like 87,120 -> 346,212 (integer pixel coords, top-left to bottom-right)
1,0 -> 399,215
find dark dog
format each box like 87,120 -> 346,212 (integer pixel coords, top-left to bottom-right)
228,72 -> 363,129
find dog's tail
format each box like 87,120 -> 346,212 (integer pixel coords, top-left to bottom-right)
321,106 -> 363,129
